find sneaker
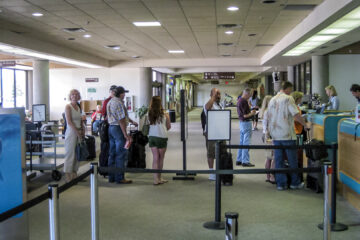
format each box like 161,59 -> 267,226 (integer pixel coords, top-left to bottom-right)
290,182 -> 305,189
277,186 -> 288,191
252,128 -> 255,131
208,174 -> 216,181
235,161 -> 242,166
117,179 -> 133,184
242,163 -> 255,167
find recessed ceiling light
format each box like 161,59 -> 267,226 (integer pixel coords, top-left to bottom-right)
225,31 -> 234,35
32,12 -> 43,17
227,6 -> 239,11
133,22 -> 161,27
168,50 -> 185,53
83,34 -> 91,38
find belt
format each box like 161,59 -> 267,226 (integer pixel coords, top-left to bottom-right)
240,119 -> 251,122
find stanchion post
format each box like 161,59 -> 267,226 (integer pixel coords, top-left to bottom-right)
48,184 -> 60,240
203,141 -> 225,230
225,212 -> 238,240
90,163 -> 99,240
322,163 -> 331,240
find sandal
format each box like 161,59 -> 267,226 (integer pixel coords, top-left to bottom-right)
160,179 -> 168,184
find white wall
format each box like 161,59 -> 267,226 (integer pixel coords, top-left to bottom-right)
49,68 -> 142,120
329,54 -> 360,111
195,83 -> 245,107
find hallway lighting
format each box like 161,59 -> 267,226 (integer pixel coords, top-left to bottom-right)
133,22 -> 161,26
168,50 -> 184,53
83,34 -> 91,38
225,31 -> 234,35
0,43 -> 102,68
284,6 -> 360,56
227,6 -> 239,11
32,12 -> 43,17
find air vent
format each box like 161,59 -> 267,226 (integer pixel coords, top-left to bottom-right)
105,45 -> 120,50
68,38 -> 75,41
241,49 -> 247,52
283,4 -> 317,11
256,44 -> 274,47
217,24 -> 242,29
320,46 -> 328,49
132,55 -> 141,58
62,28 -> 86,33
218,43 -> 234,46
332,40 -> 340,44
221,54 -> 231,57
262,0 -> 276,3
248,33 -> 257,37
10,30 -> 26,35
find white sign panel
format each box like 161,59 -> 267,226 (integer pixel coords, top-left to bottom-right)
206,110 -> 231,141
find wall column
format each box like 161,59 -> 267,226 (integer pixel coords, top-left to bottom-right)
312,55 -> 329,101
33,60 -> 50,121
27,71 -> 33,110
161,73 -> 166,108
139,67 -> 152,107
287,66 -> 294,84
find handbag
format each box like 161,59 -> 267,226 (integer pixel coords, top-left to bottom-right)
76,139 -> 89,161
142,115 -> 150,136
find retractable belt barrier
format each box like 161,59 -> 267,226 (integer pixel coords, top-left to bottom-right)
0,143 -> 345,240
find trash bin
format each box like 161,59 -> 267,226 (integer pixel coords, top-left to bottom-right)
168,110 -> 176,123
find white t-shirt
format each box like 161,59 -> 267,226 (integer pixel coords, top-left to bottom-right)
148,116 -> 168,138
203,101 -> 223,133
267,92 -> 300,140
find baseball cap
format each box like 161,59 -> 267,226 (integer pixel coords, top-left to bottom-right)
109,85 -> 117,91
116,86 -> 129,94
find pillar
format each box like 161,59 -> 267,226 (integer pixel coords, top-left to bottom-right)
161,73 -> 167,109
33,60 -> 50,121
287,66 -> 294,84
27,71 -> 33,110
312,55 -> 329,101
139,67 -> 152,108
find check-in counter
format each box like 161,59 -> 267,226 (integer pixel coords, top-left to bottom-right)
338,118 -> 360,210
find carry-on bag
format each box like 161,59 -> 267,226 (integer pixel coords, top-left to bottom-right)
219,141 -> 233,186
85,135 -> 96,160
127,125 -> 148,168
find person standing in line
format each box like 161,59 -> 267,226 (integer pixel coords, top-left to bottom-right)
107,86 -> 138,184
259,95 -> 275,184
350,84 -> 360,103
102,85 -> 117,120
64,89 -> 85,182
148,96 -> 171,185
249,90 -> 260,131
204,88 -> 223,180
267,81 -> 310,191
91,105 -> 102,135
236,88 -> 256,167
325,85 -> 339,110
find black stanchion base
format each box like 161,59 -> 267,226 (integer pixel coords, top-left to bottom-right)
176,173 -> 196,176
318,222 -> 348,231
203,221 -> 225,230
173,175 -> 195,180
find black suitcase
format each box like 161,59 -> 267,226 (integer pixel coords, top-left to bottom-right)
98,140 -> 109,176
127,130 -> 148,168
85,135 -> 96,160
219,142 -> 233,186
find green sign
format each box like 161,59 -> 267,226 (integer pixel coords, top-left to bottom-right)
87,88 -> 96,93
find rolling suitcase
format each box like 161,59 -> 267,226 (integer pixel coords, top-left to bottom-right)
98,141 -> 109,177
127,125 -> 148,168
85,135 -> 96,160
220,142 -> 233,186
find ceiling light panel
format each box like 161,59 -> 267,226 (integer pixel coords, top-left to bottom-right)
168,50 -> 184,53
133,21 -> 161,26
227,6 -> 239,11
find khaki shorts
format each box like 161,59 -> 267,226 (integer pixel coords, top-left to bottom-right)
206,140 -> 216,159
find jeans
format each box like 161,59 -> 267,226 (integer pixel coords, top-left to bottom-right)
273,140 -> 300,187
93,120 -> 101,133
108,125 -> 128,182
237,121 -> 252,164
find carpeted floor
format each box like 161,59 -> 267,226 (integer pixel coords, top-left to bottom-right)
27,107 -> 360,240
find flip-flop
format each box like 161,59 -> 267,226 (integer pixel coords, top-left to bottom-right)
160,179 -> 168,184
153,182 -> 160,185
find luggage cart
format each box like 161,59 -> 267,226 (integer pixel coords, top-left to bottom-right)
26,130 -> 65,181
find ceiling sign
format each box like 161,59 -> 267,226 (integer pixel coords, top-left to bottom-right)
204,72 -> 235,80
0,61 -> 16,67
85,78 -> 99,82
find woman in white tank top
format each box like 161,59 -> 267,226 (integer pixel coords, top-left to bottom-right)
148,96 -> 171,185
64,89 -> 85,182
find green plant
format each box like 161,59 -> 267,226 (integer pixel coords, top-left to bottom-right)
135,105 -> 148,118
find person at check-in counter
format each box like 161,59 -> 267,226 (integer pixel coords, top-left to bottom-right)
325,85 -> 339,110
350,84 -> 360,103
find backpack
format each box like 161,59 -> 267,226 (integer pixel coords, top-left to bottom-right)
99,120 -> 109,142
201,109 -> 206,133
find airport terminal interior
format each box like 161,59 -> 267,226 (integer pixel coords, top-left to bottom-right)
1,0 -> 360,239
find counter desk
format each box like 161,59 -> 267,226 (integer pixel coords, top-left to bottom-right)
338,119 -> 360,210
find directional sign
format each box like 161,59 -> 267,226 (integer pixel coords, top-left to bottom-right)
0,61 -> 16,67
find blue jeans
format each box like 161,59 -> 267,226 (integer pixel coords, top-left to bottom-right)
273,140 -> 300,187
237,121 -> 252,164
93,120 -> 101,133
108,125 -> 128,182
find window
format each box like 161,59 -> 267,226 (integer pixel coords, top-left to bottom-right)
152,71 -> 157,82
1,68 -> 27,108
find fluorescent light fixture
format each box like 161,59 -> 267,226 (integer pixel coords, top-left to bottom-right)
113,46 -> 120,50
225,31 -> 234,35
283,6 -> 360,56
0,43 -> 101,68
32,12 -> 43,17
133,22 -> 161,27
227,6 -> 239,11
83,34 -> 91,38
168,50 -> 185,53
